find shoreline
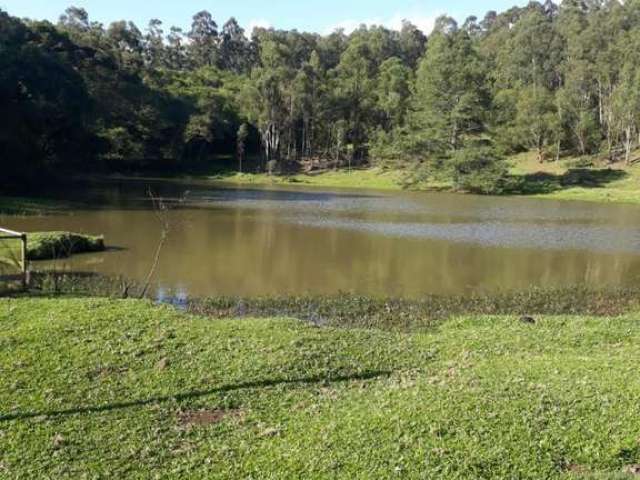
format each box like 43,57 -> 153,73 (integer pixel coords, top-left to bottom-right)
3,154 -> 639,212
94,158 -> 640,205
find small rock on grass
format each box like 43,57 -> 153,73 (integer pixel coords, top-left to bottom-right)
624,465 -> 640,476
259,427 -> 281,438
52,434 -> 65,450
156,358 -> 169,370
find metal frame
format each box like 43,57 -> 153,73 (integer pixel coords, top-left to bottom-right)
0,227 -> 28,289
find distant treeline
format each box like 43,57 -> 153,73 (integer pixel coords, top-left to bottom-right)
2,1 -> 640,191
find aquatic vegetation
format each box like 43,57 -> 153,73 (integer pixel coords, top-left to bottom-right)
189,287 -> 640,331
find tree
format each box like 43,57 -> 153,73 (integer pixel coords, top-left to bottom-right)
409,29 -> 486,154
514,86 -> 560,162
433,15 -> 459,36
58,6 -> 90,33
107,20 -> 143,71
144,19 -> 165,68
375,57 -> 411,129
450,145 -> 508,194
237,123 -> 249,172
397,20 -> 427,69
612,65 -> 640,164
188,11 -> 219,67
167,27 -> 187,70
243,38 -> 291,163
219,18 -> 250,73
494,7 -> 563,90
334,35 -> 377,161
556,81 -> 599,156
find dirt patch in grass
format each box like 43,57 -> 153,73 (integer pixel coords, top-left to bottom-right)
177,409 -> 242,427
86,365 -> 129,380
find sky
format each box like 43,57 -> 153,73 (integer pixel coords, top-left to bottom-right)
0,0 -> 531,35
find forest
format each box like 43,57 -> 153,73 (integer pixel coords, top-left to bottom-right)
2,1 -> 640,193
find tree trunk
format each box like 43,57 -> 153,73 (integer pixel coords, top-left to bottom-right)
598,80 -> 604,126
625,125 -> 633,166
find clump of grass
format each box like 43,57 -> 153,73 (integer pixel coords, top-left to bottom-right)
26,232 -> 105,260
1,232 -> 105,266
189,286 -> 640,330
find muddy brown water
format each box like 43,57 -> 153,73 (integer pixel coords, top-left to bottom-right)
3,178 -> 640,298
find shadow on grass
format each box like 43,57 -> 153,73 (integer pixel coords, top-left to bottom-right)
509,168 -> 629,195
0,370 -> 391,423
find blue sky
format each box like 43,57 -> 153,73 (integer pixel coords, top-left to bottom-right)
0,1 -> 530,34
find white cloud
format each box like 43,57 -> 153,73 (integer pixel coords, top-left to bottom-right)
324,10 -> 441,35
246,18 -> 272,36
388,13 -> 439,34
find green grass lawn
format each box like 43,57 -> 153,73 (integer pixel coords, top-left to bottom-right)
508,152 -> 640,204
208,167 -> 405,191
1,298 -> 640,478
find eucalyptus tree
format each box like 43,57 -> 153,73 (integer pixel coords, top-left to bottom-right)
237,123 -> 249,172
57,6 -> 107,48
107,20 -> 144,71
244,38 -> 292,163
333,34 -> 378,161
291,51 -> 324,159
188,11 -> 219,68
515,85 -> 560,162
554,0 -> 599,155
397,20 -> 427,69
219,18 -> 251,74
167,27 -> 188,70
144,19 -> 165,68
58,6 -> 90,33
612,65 -> 640,164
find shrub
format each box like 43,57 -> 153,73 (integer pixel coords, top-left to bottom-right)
27,232 -> 105,260
450,146 -> 509,194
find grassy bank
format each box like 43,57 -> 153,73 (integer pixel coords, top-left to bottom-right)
208,167 -> 405,190
2,297 -> 640,478
509,153 -> 640,204
206,154 -> 640,205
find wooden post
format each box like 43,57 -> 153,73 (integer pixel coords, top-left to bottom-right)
21,233 -> 28,290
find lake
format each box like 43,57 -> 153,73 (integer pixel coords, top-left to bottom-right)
3,178 -> 640,298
